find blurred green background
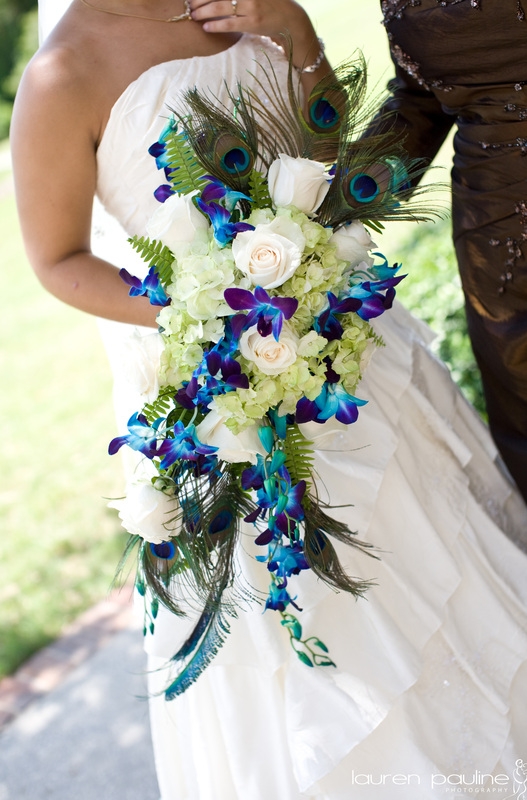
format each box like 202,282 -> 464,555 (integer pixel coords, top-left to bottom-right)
0,0 -> 481,679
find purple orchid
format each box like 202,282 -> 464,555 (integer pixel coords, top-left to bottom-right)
108,412 -> 164,459
119,266 -> 171,307
224,286 -> 298,341
196,199 -> 254,247
158,421 -> 218,470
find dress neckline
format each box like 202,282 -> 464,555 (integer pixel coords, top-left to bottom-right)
97,33 -> 247,151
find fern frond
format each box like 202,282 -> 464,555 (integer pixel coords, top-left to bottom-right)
141,386 -> 176,425
164,127 -> 207,194
128,236 -> 175,285
283,424 -> 315,488
248,169 -> 272,209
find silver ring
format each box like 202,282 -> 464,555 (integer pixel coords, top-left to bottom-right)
231,0 -> 238,15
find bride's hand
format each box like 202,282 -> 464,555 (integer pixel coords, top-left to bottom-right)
189,0 -> 322,73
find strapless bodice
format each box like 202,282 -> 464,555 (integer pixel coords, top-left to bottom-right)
95,35 -> 288,237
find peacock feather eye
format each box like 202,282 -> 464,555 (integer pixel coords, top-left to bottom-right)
208,509 -> 234,536
342,162 -> 392,207
149,540 -> 177,560
307,88 -> 345,134
213,133 -> 254,177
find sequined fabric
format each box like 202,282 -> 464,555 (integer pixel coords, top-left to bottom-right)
380,0 -> 527,501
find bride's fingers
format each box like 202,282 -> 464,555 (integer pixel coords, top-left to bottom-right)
190,0 -> 244,20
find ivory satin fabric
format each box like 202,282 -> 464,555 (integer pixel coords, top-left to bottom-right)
92,34 -> 527,800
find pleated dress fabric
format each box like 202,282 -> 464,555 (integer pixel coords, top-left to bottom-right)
92,33 -> 527,800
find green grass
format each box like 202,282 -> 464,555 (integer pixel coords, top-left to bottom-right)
0,192 -> 127,677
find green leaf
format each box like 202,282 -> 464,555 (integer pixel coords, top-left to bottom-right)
151,598 -> 159,619
296,650 -> 314,668
164,128 -> 207,195
248,169 -> 272,209
312,638 -> 329,653
283,424 -> 315,487
141,386 -> 176,426
128,235 -> 176,286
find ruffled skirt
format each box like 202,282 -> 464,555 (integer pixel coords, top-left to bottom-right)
141,302 -> 527,800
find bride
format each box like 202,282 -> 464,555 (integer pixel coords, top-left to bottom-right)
11,0 -> 527,798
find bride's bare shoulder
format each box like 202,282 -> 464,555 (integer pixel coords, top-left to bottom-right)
13,17 -> 113,145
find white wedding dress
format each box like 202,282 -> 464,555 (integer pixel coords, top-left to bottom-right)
91,34 -> 527,800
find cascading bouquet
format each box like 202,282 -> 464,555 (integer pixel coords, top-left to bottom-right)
109,52 -> 432,698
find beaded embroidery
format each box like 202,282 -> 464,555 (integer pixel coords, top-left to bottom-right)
390,44 -> 453,92
489,201 -> 527,294
382,0 -> 525,24
480,137 -> 527,155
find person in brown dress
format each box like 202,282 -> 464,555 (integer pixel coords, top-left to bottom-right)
378,0 -> 527,503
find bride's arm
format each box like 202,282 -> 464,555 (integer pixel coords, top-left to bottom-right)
190,0 -> 332,96
11,49 -> 158,328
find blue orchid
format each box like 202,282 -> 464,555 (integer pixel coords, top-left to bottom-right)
264,581 -> 293,612
315,292 -> 362,341
224,286 -> 298,341
347,275 -> 405,320
369,253 -> 403,282
267,409 -> 289,440
205,350 -> 249,390
267,542 -> 310,582
153,184 -> 175,203
148,119 -> 180,202
241,451 -> 287,493
196,199 -> 254,247
175,337 -> 250,411
201,176 -> 252,212
296,383 -> 368,425
158,421 -> 218,469
274,479 -> 306,535
119,266 -> 171,307
108,412 -> 164,459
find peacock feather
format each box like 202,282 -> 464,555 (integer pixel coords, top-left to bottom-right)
166,47 -> 438,232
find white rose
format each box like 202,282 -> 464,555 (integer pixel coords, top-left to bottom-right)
329,221 -> 376,267
122,330 -> 163,404
196,411 -> 266,464
146,191 -> 209,251
109,480 -> 180,544
240,324 -> 299,375
232,215 -> 306,289
267,154 -> 330,215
